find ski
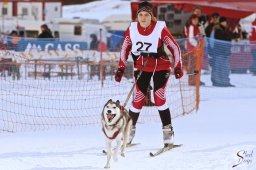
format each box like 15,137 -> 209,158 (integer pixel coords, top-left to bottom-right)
102,143 -> 140,154
149,144 -> 182,157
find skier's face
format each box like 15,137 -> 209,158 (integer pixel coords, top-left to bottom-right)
138,11 -> 152,28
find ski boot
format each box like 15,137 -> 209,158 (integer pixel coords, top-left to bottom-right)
162,124 -> 174,147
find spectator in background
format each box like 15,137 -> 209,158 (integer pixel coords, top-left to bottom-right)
185,14 -> 205,86
89,34 -> 99,50
205,13 -> 220,37
184,6 -> 202,37
38,24 -> 54,38
205,13 -> 220,67
8,30 -> 21,51
192,6 -> 202,17
90,33 -> 108,51
249,19 -> 256,75
184,6 -> 206,85
54,31 -> 60,39
242,30 -> 248,39
232,24 -> 242,41
198,14 -> 208,35
212,17 -> 234,87
0,32 -> 8,50
186,15 -> 200,51
98,41 -> 108,52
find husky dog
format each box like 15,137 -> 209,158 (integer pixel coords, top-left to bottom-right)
102,99 -> 132,169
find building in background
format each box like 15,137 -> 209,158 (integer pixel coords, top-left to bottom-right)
0,0 -> 62,21
157,4 -> 190,37
0,0 -> 62,36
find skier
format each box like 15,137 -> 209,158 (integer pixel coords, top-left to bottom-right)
114,1 -> 183,148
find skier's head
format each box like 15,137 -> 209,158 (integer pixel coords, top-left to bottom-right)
137,1 -> 154,16
137,1 -> 156,28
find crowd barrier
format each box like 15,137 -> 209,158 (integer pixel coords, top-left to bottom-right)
0,34 -> 255,133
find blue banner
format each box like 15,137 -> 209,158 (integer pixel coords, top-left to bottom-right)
8,39 -> 88,52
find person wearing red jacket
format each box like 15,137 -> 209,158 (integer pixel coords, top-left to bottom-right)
186,14 -> 200,51
185,14 -> 202,85
249,19 -> 256,75
114,1 -> 183,147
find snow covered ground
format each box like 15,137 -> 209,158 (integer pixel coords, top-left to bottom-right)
0,73 -> 255,170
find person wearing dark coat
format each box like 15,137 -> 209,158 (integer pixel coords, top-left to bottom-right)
89,34 -> 99,50
205,13 -> 220,37
205,13 -> 220,67
211,17 -> 234,87
38,24 -> 54,38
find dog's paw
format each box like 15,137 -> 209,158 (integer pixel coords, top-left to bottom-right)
121,152 -> 125,157
104,165 -> 110,169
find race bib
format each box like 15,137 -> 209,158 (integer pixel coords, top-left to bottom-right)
130,21 -> 166,54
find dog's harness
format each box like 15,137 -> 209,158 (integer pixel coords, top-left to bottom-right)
103,127 -> 121,140
102,115 -> 124,140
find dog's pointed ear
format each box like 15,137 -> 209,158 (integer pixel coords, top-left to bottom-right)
107,99 -> 112,103
116,100 -> 120,107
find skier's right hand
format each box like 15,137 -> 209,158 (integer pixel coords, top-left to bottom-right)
174,67 -> 183,79
115,67 -> 125,82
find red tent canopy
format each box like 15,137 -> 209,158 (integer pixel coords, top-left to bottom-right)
131,1 -> 256,20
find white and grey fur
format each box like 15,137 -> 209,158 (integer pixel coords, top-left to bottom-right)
101,99 -> 132,169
